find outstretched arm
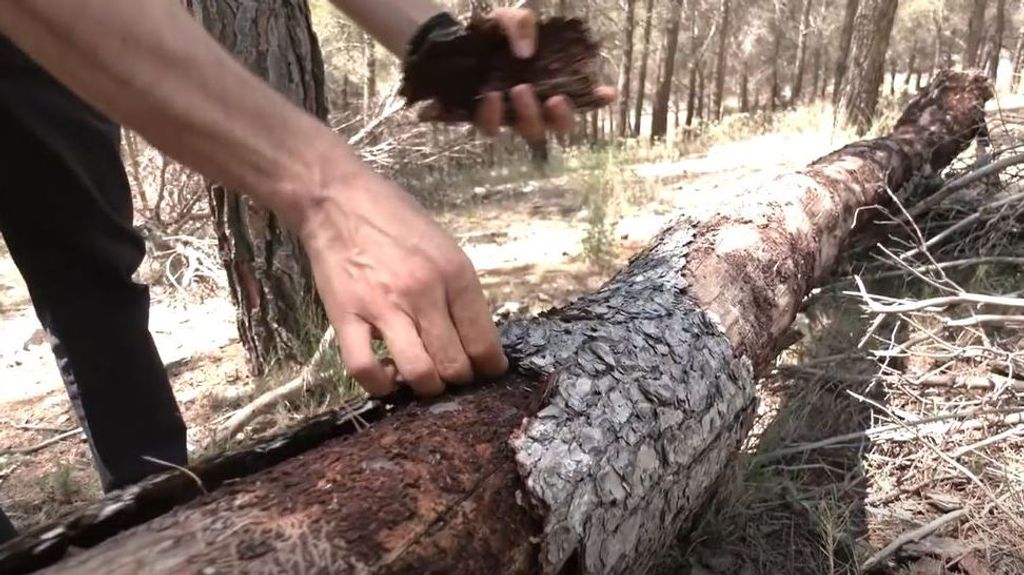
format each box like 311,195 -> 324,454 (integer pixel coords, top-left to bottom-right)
0,0 -> 508,397
331,0 -> 616,139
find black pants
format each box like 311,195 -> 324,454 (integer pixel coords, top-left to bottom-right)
0,38 -> 187,542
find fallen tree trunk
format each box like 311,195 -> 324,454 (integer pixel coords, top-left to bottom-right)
0,71 -> 991,575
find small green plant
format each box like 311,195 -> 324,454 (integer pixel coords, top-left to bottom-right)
46,464 -> 78,504
579,151 -> 618,269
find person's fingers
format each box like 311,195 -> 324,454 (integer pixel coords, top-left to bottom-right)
444,263 -> 509,379
490,7 -> 537,58
543,95 -> 575,134
377,312 -> 445,397
475,91 -> 503,137
594,85 -> 619,105
336,316 -> 395,397
510,84 -> 545,142
415,301 -> 475,385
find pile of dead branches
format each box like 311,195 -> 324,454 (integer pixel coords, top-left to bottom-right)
667,110 -> 1024,575
815,111 -> 1023,573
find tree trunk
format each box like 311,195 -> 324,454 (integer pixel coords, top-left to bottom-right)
833,0 -> 860,103
838,0 -> 899,135
988,0 -> 1005,82
651,0 -> 684,140
673,80 -> 681,131
1012,32 -> 1024,92
769,10 -> 783,111
632,0 -> 656,137
341,74 -> 350,111
904,41 -> 918,92
819,44 -> 830,100
617,0 -> 638,138
931,7 -> 944,76
791,0 -> 814,103
810,43 -> 822,103
740,60 -> 750,112
712,0 -> 731,120
963,0 -> 987,70
685,62 -> 698,127
889,57 -> 897,95
362,31 -> 377,118
6,71 -> 993,575
696,64 -> 706,121
187,0 -> 329,375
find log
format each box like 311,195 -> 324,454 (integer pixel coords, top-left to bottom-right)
0,71 -> 992,575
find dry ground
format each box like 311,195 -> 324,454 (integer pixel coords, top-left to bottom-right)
1,101 -> 1022,574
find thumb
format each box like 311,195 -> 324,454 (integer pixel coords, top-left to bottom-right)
491,8 -> 537,59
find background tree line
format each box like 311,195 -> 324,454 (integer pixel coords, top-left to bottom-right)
132,0 -> 1020,376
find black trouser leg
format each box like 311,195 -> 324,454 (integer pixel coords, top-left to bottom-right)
0,38 -> 187,508
0,509 -> 15,543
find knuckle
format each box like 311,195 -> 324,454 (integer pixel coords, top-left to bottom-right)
437,357 -> 474,384
439,253 -> 474,283
345,357 -> 378,381
397,266 -> 442,299
463,337 -> 499,362
405,362 -> 439,387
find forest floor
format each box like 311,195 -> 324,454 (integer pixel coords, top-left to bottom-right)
1,100 -> 1022,574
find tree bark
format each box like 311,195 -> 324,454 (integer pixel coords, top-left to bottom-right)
712,0 -> 731,120
3,71 -> 993,575
791,0 -> 814,103
838,0 -> 899,135
188,0 -> 329,375
651,0 -> 684,140
617,0 -> 637,138
632,0 -> 656,137
833,0 -> 860,103
963,0 -> 988,70
988,0 -> 1006,82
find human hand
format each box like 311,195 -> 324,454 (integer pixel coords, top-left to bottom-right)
416,7 -> 617,141
297,167 -> 508,398
475,8 -> 616,139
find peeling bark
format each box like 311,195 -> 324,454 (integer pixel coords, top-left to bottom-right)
0,72 -> 992,575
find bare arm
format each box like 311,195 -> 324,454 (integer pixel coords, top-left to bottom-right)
0,0 -> 351,229
331,0 -> 610,139
329,0 -> 442,57
0,0 -> 509,397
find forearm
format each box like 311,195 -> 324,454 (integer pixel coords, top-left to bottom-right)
329,0 -> 444,57
0,0 -> 362,228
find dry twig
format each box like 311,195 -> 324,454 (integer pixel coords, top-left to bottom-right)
216,327 -> 339,440
0,428 -> 83,456
861,508 -> 967,571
